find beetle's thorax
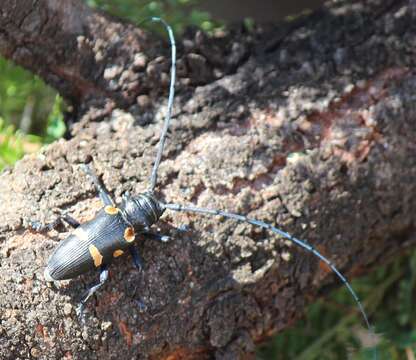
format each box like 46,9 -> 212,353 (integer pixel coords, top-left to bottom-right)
119,192 -> 164,230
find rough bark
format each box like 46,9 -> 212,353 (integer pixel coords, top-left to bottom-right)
0,0 -> 249,121
1,0 -> 416,359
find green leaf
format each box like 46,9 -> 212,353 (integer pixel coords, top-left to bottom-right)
45,95 -> 66,142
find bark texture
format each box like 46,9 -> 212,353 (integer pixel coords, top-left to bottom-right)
1,0 -> 416,359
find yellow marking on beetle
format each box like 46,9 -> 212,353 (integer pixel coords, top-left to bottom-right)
124,227 -> 135,242
89,244 -> 103,267
104,206 -> 119,215
113,249 -> 124,258
73,227 -> 89,242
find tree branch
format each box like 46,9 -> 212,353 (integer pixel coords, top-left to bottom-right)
0,0 -> 249,119
1,0 -> 416,359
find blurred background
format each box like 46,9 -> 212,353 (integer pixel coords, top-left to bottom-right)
0,1 -> 415,359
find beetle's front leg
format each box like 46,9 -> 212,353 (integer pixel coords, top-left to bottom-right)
81,163 -> 115,207
76,264 -> 109,319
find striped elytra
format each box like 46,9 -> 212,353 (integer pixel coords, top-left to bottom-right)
45,208 -> 131,280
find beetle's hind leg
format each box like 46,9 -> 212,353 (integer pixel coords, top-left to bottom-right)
76,265 -> 109,319
81,163 -> 115,207
128,246 -> 148,311
29,213 -> 80,233
129,245 -> 145,271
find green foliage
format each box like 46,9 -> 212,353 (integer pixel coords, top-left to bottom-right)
0,94 -> 66,171
0,117 -> 41,170
45,96 -> 66,142
0,0 -> 220,172
0,55 -> 66,171
0,57 -> 57,133
257,251 -> 416,359
85,0 -> 221,34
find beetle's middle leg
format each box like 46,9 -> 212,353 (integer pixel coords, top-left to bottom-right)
29,213 -> 80,233
76,264 -> 109,318
142,231 -> 170,243
142,224 -> 191,243
81,163 -> 115,207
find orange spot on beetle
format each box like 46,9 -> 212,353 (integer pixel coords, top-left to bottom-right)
89,244 -> 103,267
124,227 -> 135,242
104,206 -> 119,215
113,249 -> 124,258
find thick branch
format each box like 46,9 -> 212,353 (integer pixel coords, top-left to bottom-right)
0,0 -> 249,118
1,0 -> 416,359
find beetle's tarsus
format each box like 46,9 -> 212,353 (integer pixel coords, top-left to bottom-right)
75,304 -> 85,323
135,299 -> 147,312
176,224 -> 189,232
76,266 -> 109,319
129,246 -> 144,271
143,231 -> 170,243
29,218 -> 62,233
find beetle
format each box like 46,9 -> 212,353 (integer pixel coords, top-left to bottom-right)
30,17 -> 377,358
30,16 -> 175,316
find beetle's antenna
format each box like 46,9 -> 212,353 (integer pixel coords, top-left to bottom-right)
146,17 -> 176,192
163,202 -> 378,359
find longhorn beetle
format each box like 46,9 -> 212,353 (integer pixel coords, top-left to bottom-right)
30,17 -> 377,358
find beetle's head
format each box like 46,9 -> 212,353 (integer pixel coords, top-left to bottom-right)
120,192 -> 164,230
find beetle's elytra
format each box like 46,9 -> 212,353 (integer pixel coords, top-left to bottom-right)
44,193 -> 163,281
30,17 -> 377,358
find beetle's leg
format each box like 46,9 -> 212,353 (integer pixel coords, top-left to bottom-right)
129,246 -> 144,271
128,246 -> 148,311
142,224 -> 191,242
29,214 -> 80,233
29,218 -> 63,233
62,214 -> 81,228
81,163 -> 115,207
76,265 -> 109,319
142,231 -> 170,243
